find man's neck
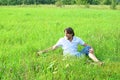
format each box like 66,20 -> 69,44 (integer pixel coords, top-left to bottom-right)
68,37 -> 73,42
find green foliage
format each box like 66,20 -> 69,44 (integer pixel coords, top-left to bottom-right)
75,0 -> 90,8
62,0 -> 75,5
85,3 -> 90,8
0,0 -> 118,5
100,0 -> 111,5
55,0 -> 63,7
110,0 -> 116,9
89,0 -> 100,5
75,0 -> 87,5
0,0 -> 7,5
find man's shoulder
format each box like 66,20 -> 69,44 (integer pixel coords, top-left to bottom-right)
73,36 -> 83,41
73,36 -> 80,39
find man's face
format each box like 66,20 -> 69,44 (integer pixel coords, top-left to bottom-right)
64,30 -> 73,39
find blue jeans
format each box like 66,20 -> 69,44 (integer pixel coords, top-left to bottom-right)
76,46 -> 91,57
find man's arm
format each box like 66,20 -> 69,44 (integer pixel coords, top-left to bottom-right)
37,45 -> 58,55
83,43 -> 88,47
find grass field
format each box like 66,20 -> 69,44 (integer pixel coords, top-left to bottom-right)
0,5 -> 120,80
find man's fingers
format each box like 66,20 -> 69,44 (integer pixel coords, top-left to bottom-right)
37,51 -> 43,56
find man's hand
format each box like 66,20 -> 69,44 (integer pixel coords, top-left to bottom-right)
37,51 -> 44,56
36,46 -> 58,56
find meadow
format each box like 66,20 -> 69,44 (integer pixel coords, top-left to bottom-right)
0,5 -> 120,80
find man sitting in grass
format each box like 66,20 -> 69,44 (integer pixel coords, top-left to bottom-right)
37,27 -> 103,65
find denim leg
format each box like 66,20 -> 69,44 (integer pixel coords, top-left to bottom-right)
80,46 -> 91,55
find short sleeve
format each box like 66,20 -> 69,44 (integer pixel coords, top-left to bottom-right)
54,38 -> 63,47
78,37 -> 85,45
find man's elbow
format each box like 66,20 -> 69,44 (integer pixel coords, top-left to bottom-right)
83,43 -> 88,46
52,45 -> 58,50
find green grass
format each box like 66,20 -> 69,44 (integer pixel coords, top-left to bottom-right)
0,5 -> 120,80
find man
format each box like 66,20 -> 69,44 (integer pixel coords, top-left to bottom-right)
37,27 -> 102,64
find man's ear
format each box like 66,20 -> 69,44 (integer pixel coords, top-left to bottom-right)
72,34 -> 74,36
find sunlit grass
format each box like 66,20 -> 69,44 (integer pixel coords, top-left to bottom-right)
0,5 -> 120,80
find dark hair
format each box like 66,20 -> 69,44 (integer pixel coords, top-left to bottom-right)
64,27 -> 75,36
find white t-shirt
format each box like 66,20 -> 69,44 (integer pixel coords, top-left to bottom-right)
54,36 -> 85,56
